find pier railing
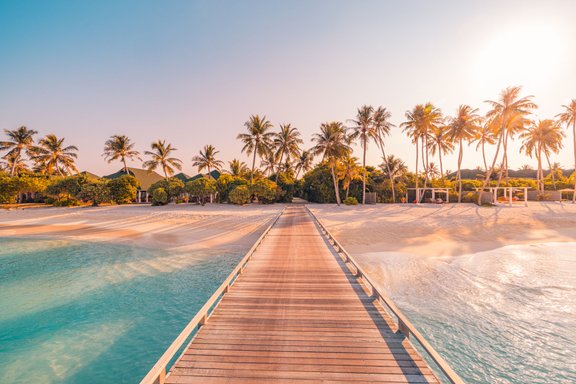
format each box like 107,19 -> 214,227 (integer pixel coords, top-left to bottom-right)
306,205 -> 465,384
140,208 -> 285,384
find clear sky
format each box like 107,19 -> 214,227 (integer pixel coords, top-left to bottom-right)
1,0 -> 575,175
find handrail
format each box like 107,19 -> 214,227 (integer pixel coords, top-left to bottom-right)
305,205 -> 465,384
140,207 -> 285,384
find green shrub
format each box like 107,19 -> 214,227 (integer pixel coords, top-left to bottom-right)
215,174 -> 249,203
0,175 -> 21,204
152,187 -> 168,205
229,185 -> 251,205
108,175 -> 139,204
78,180 -> 111,206
343,196 -> 358,205
148,178 -> 184,204
186,178 -> 216,205
251,179 -> 279,204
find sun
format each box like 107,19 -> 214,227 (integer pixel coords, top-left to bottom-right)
472,22 -> 564,91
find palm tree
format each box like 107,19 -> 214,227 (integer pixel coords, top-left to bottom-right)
31,134 -> 78,176
103,134 -> 141,173
0,126 -> 38,176
1,152 -> 29,174
429,123 -> 454,178
260,150 -> 279,176
273,124 -> 303,182
481,86 -> 536,203
192,144 -> 224,176
380,155 -> 408,185
312,122 -> 351,206
472,119 -> 497,174
519,119 -> 564,192
557,99 -> 576,202
372,107 -> 396,201
426,162 -> 440,180
237,115 -> 274,184
228,158 -> 249,177
338,155 -> 361,199
348,105 -> 375,204
447,105 -> 482,202
143,140 -> 182,179
294,149 -> 314,179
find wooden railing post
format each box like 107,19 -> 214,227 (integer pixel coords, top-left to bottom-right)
153,367 -> 166,384
398,319 -> 410,339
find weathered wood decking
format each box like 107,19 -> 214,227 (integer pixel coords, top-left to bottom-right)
165,206 -> 439,383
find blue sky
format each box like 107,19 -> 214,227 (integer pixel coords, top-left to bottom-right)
1,0 -> 575,175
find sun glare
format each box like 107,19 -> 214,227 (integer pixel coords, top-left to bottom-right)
472,22 -> 564,91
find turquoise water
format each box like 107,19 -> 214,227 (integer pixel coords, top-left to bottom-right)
363,243 -> 576,384
0,237 -> 247,383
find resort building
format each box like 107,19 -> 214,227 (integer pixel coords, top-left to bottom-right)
104,167 -> 163,203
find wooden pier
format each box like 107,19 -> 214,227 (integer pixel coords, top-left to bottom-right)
142,206 -> 463,384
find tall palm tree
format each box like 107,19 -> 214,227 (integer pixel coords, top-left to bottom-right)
557,99 -> 576,202
0,126 -> 38,176
380,155 -> 408,186
429,123 -> 454,178
103,134 -> 141,173
31,134 -> 78,176
447,105 -> 482,202
192,144 -> 224,176
273,124 -> 303,182
372,107 -> 396,201
312,122 -> 351,206
472,119 -> 497,174
143,140 -> 182,179
338,155 -> 361,199
519,119 -> 564,192
237,115 -> 274,184
481,86 -> 536,204
228,158 -> 249,177
348,105 -> 375,204
294,149 -> 314,179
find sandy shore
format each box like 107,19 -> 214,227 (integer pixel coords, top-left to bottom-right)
310,202 -> 576,259
0,204 -> 283,254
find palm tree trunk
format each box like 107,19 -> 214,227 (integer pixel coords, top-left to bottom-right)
250,150 -> 257,185
10,154 -> 18,176
123,157 -> 128,173
482,141 -> 488,175
438,148 -> 444,179
378,138 -> 395,203
415,139 -> 419,203
275,150 -> 284,183
362,138 -> 367,205
479,126 -> 504,205
331,164 -> 341,206
457,139 -> 463,203
545,154 -> 557,191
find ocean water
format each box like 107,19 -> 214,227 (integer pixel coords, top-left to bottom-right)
0,237 -> 247,383
361,243 -> 576,384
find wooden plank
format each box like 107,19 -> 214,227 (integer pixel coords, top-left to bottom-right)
165,206 -> 439,384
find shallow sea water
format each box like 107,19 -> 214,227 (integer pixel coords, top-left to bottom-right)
361,242 -> 576,384
0,237 -> 246,383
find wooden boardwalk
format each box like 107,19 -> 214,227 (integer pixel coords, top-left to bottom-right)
164,206 -> 439,383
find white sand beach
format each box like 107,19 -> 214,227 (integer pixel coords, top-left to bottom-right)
0,204 -> 283,253
310,202 -> 576,258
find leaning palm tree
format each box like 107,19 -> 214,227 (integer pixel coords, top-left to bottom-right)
0,126 -> 38,176
429,123 -> 455,178
312,122 -> 351,206
348,105 -> 375,204
338,155 -> 361,199
103,134 -> 141,173
519,119 -> 564,192
1,152 -> 29,174
294,149 -> 314,179
143,140 -> 182,179
273,124 -> 303,182
472,119 -> 497,174
447,105 -> 482,202
237,115 -> 274,184
192,144 -> 224,176
557,99 -> 576,202
31,134 -> 78,176
372,107 -> 396,201
228,158 -> 249,177
481,87 -> 536,204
